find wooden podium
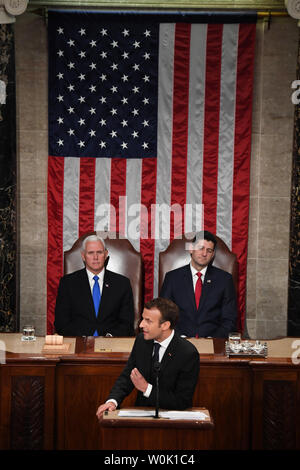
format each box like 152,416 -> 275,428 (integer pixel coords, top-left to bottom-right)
99,408 -> 214,450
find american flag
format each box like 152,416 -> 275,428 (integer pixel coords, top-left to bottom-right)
47,11 -> 256,334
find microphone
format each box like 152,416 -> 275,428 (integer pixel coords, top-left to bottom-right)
153,361 -> 161,419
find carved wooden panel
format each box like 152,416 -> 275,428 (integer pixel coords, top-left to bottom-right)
10,376 -> 45,450
263,380 -> 296,450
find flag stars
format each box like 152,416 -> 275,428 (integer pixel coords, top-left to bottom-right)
122,29 -> 129,37
122,51 -> 129,59
67,84 -> 75,91
89,63 -> 97,70
57,139 -> 64,146
144,29 -> 151,37
99,118 -> 106,126
121,74 -> 128,82
133,40 -> 140,48
78,28 -> 86,36
78,96 -> 85,103
89,107 -> 96,115
132,108 -> 139,116
111,63 -> 118,71
78,118 -> 85,126
67,106 -> 75,114
132,64 -> 140,71
142,142 -> 149,149
90,40 -> 97,47
110,85 -> 118,93
99,96 -> 107,104
143,52 -> 150,60
100,74 -> 107,81
68,129 -> 75,136
99,140 -> 106,148
57,117 -> 64,124
110,130 -> 117,138
79,51 -> 86,58
143,120 -> 149,127
57,95 -> 64,102
57,50 -> 64,57
132,86 -> 140,94
121,142 -> 128,149
78,140 -> 85,148
100,51 -> 107,59
67,62 -> 75,69
67,39 -> 75,46
89,85 -> 97,92
57,27 -> 64,34
89,129 -> 96,137
110,108 -> 117,116
121,97 -> 128,105
57,72 -> 64,79
100,28 -> 108,36
111,40 -> 118,48
79,73 -> 86,81
121,119 -> 128,127
132,131 -> 139,138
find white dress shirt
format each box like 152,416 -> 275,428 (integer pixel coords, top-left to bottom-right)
190,263 -> 208,291
86,268 -> 105,295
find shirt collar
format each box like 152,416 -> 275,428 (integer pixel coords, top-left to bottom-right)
154,328 -> 175,349
86,267 -> 105,282
190,263 -> 208,278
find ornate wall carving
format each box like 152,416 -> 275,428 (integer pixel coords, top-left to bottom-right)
0,23 -> 17,332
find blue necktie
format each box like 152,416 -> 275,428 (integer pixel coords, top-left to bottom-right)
93,275 -> 101,316
93,275 -> 101,337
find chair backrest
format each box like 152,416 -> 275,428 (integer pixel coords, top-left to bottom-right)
64,231 -> 143,331
158,233 -> 238,294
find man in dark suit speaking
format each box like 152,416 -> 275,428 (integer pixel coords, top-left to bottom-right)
96,297 -> 200,418
54,235 -> 134,337
160,231 -> 237,338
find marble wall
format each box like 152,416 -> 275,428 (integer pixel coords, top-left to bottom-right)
14,12 -> 299,338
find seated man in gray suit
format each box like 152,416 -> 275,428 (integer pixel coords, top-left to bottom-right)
96,297 -> 200,418
160,231 -> 237,338
54,235 -> 134,337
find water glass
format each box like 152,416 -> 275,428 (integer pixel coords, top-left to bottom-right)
21,325 -> 36,341
228,332 -> 241,352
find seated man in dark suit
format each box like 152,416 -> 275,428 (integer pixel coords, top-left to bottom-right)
96,297 -> 200,418
54,234 -> 135,337
160,231 -> 237,338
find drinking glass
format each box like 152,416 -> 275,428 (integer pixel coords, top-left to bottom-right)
228,332 -> 241,352
21,325 -> 36,341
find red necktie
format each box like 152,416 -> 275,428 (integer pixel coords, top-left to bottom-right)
195,272 -> 202,309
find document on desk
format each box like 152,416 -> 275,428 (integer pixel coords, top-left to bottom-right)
118,410 -> 208,420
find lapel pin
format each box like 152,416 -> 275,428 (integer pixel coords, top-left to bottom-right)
105,283 -> 109,288
207,279 -> 211,283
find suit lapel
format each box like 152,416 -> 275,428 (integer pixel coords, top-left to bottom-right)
159,334 -> 178,373
99,269 -> 113,319
77,269 -> 96,319
182,265 -> 197,311
198,264 -> 214,312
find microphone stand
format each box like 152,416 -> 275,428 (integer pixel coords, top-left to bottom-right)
153,362 -> 161,419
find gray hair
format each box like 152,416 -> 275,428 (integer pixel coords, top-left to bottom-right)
81,235 -> 107,252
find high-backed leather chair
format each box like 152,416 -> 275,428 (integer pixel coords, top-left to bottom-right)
64,231 -> 143,331
158,233 -> 238,294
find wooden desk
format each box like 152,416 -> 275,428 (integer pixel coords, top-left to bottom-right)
99,408 -> 214,450
0,334 -> 300,450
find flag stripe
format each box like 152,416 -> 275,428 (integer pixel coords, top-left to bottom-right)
79,157 -> 95,236
232,23 -> 256,330
153,23 -> 175,296
47,155 -> 65,333
94,157 -> 111,232
202,24 -> 223,234
140,157 -> 157,301
63,157 -> 80,251
110,158 -> 127,235
216,24 -> 239,248
170,23 -> 191,240
186,23 -> 207,231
